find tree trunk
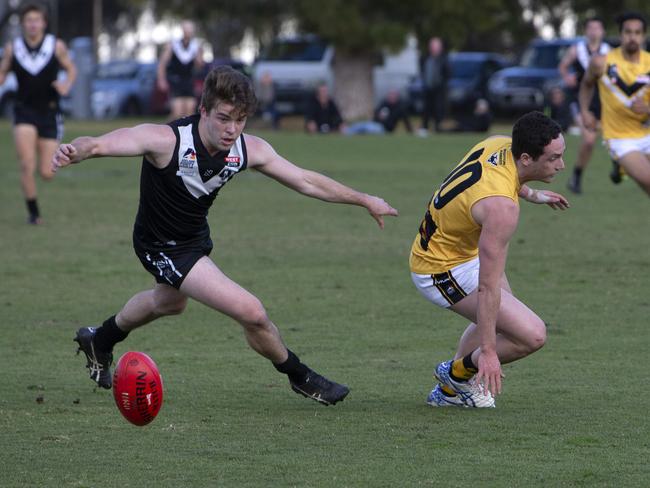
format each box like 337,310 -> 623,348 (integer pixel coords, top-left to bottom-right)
332,53 -> 375,121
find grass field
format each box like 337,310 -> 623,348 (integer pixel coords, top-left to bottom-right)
1,118 -> 649,487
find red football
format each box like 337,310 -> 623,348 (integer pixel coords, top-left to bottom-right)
112,351 -> 164,426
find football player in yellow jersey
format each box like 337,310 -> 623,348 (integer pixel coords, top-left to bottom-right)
580,11 -> 650,196
410,112 -> 570,407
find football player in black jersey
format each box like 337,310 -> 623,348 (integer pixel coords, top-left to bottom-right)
0,2 -> 76,224
157,20 -> 204,120
53,66 -> 398,406
558,17 -> 610,194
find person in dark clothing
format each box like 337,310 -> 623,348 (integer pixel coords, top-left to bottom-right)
344,89 -> 413,135
374,89 -> 413,133
0,2 -> 76,224
157,20 -> 204,119
305,84 -> 345,133
440,98 -> 493,133
419,37 -> 450,135
545,87 -> 573,133
52,66 -> 398,406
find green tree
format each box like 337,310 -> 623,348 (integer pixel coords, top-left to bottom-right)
144,0 -> 290,58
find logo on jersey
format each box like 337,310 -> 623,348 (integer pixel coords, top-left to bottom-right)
225,156 -> 240,167
607,64 -> 619,85
487,150 -> 507,166
177,148 -> 198,176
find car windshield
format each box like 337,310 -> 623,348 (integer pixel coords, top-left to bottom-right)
520,45 -> 568,69
450,60 -> 483,79
96,63 -> 138,79
260,40 -> 327,62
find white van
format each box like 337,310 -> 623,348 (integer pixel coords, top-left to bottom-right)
252,35 -> 418,114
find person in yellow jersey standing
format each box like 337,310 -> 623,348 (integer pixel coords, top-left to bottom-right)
409,111 -> 570,408
580,11 -> 650,195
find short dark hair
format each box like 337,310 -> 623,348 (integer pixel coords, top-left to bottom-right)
511,111 -> 561,160
616,11 -> 647,32
20,2 -> 48,22
199,66 -> 257,117
583,16 -> 604,29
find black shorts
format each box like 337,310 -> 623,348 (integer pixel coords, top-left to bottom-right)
568,89 -> 602,121
133,238 -> 213,289
13,104 -> 63,140
168,75 -> 194,98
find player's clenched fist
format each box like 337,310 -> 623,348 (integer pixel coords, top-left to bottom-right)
51,143 -> 78,172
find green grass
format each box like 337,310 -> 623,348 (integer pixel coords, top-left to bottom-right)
1,119 -> 649,487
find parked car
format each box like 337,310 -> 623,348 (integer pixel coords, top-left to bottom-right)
487,38 -> 577,113
252,35 -> 333,115
91,61 -> 158,119
408,52 -> 513,114
252,35 -> 419,115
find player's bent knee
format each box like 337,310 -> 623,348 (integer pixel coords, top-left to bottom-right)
238,301 -> 270,329
524,319 -> 547,353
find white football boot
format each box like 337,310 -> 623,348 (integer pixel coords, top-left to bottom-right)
434,360 -> 495,408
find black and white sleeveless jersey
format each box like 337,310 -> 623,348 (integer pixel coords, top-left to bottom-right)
168,39 -> 199,79
133,114 -> 248,248
572,40 -> 610,84
11,34 -> 60,111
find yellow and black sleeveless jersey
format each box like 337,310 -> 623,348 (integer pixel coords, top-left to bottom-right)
598,47 -> 650,140
409,136 -> 520,275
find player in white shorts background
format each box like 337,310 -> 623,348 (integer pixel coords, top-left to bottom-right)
580,11 -> 650,196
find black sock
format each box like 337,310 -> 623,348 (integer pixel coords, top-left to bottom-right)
573,167 -> 582,179
462,353 -> 478,373
26,199 -> 39,219
94,315 -> 129,353
273,349 -> 310,383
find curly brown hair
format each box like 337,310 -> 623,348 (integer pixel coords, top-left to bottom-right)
199,66 -> 257,118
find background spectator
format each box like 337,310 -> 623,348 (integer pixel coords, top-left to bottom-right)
440,98 -> 493,133
257,71 -> 280,129
344,89 -> 413,135
305,83 -> 345,133
545,86 -> 573,133
418,37 -> 450,135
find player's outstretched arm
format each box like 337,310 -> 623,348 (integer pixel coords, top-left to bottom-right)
472,197 -> 519,396
245,134 -> 398,228
52,124 -> 175,172
519,185 -> 570,210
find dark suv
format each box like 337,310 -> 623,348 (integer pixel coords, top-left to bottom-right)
487,38 -> 577,113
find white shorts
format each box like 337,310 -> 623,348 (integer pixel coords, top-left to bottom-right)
605,134 -> 650,160
411,257 -> 479,309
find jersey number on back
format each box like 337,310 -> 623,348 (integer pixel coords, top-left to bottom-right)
419,148 -> 484,251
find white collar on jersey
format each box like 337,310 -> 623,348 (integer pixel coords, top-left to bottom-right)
576,41 -> 610,69
13,34 -> 56,75
172,39 -> 199,65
